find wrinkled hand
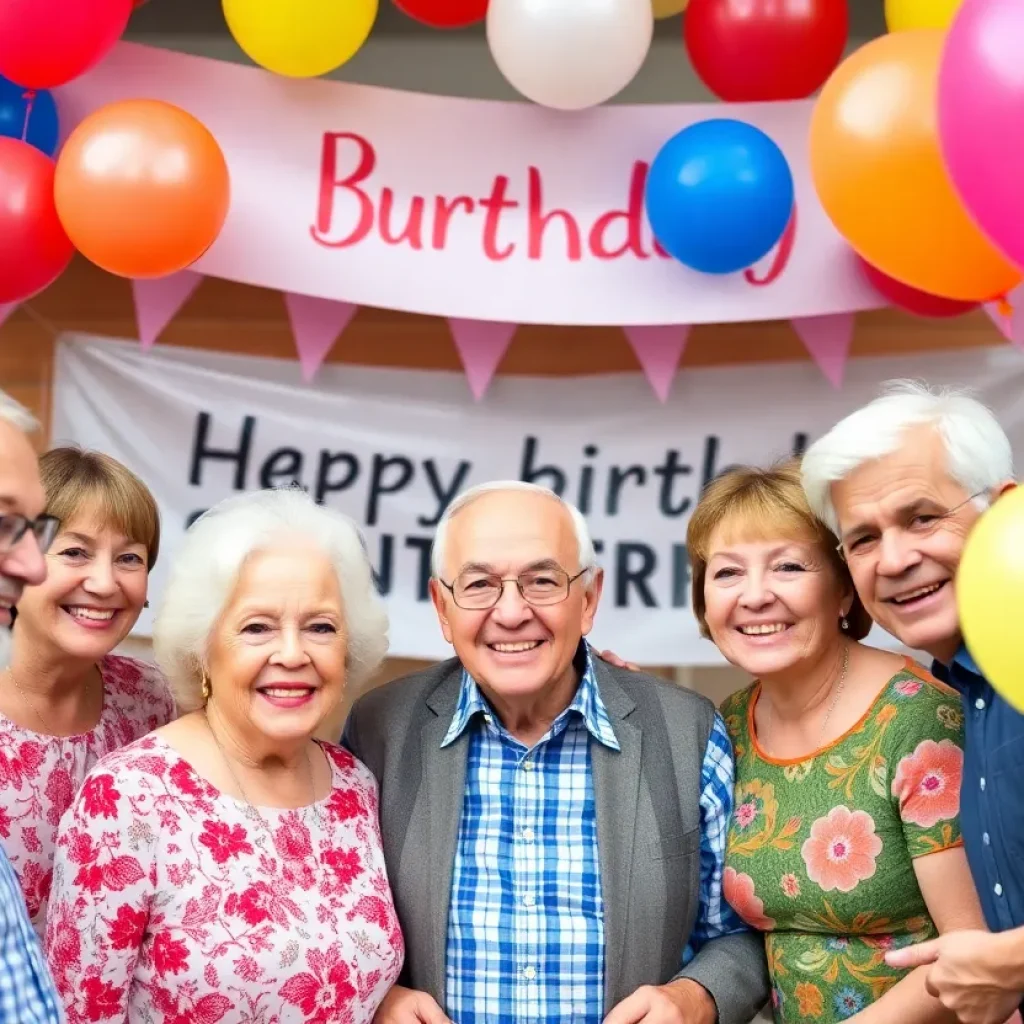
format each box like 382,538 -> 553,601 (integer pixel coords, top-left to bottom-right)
885,931 -> 1023,1024
597,649 -> 641,673
373,985 -> 452,1024
603,980 -> 717,1024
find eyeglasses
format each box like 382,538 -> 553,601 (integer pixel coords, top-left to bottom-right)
438,567 -> 589,610
0,513 -> 60,556
837,491 -> 987,561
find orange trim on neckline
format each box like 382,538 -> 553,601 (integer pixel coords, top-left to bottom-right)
747,655 -> 925,767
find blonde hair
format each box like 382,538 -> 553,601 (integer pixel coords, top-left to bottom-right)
686,459 -> 872,641
40,447 -> 160,569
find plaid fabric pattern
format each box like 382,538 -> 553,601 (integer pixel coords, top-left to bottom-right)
441,647 -> 743,1023
0,847 -> 62,1024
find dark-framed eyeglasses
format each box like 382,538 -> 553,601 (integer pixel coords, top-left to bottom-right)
438,567 -> 589,610
0,513 -> 60,556
836,490 -> 988,562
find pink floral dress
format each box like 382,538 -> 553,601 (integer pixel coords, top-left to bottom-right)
45,733 -> 405,1024
721,660 -> 966,1023
0,654 -> 175,935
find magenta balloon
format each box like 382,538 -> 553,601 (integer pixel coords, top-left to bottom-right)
939,0 -> 1024,270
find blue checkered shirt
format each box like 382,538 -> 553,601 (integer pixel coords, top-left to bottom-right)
0,845 -> 62,1024
441,648 -> 744,1023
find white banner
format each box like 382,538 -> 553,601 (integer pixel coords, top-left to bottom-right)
50,336 -> 1024,665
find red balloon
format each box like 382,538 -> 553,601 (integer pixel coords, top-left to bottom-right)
393,0 -> 487,28
0,0 -> 133,91
684,0 -> 848,102
0,139 -> 74,303
859,257 -> 979,319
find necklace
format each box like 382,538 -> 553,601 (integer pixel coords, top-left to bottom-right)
6,666 -> 97,736
762,644 -> 849,755
204,710 -> 322,843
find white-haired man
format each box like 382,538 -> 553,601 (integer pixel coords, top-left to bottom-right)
801,379 -> 1024,1024
0,390 -> 63,1024
344,481 -> 768,1024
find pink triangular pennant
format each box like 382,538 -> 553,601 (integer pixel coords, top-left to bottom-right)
448,318 -> 517,400
284,293 -> 358,382
791,313 -> 856,389
132,271 -> 203,351
984,284 -> 1024,349
0,303 -> 17,330
622,325 -> 691,402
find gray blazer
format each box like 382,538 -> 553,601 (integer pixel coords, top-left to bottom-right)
344,655 -> 768,1024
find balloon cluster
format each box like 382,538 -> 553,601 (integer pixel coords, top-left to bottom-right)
0,0 -> 230,305
810,0 -> 1024,315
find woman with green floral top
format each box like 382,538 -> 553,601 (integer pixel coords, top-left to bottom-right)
688,461 -> 994,1024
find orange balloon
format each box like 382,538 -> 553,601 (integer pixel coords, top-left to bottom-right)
55,99 -> 229,278
809,30 -> 1019,302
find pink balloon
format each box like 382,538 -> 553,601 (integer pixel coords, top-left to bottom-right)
0,0 -> 133,91
939,0 -> 1024,270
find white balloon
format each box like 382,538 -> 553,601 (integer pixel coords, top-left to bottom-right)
487,0 -> 654,111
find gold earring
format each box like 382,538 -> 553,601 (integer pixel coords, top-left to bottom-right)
201,672 -> 212,702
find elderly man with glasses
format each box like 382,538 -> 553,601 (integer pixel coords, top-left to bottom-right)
801,380 -> 1024,1024
344,481 -> 767,1024
0,390 -> 63,1024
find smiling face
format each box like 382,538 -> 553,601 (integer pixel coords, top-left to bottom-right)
13,508 -> 149,662
702,523 -> 851,679
830,426 -> 988,663
205,541 -> 347,752
430,490 -> 601,708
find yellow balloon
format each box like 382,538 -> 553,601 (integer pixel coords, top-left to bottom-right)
885,0 -> 962,31
958,486 -> 1024,713
653,0 -> 687,18
223,0 -> 378,78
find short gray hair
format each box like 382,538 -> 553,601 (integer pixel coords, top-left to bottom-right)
0,390 -> 38,434
802,379 -> 1014,533
430,480 -> 598,580
153,488 -> 388,713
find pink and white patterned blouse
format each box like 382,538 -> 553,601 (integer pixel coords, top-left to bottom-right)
0,654 -> 175,935
45,733 -> 405,1024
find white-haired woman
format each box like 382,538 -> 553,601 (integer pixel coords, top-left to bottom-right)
44,489 -> 403,1024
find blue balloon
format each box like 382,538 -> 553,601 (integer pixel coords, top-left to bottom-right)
645,118 -> 794,275
0,76 -> 59,157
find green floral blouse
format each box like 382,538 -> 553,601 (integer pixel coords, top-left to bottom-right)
721,660 -> 966,1023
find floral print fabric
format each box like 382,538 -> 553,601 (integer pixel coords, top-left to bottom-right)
0,654 -> 175,935
722,660 -> 966,1022
45,734 -> 404,1024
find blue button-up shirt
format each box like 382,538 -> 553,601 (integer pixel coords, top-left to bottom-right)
0,846 -> 62,1024
932,645 -> 1024,933
441,645 -> 743,1023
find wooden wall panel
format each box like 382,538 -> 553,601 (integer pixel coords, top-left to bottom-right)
0,256 -> 1005,447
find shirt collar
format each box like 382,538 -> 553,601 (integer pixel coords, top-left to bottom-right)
932,641 -> 984,687
440,642 -> 621,751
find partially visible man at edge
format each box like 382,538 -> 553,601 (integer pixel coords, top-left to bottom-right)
0,391 -> 64,1024
344,481 -> 768,1024
801,379 -> 1024,1024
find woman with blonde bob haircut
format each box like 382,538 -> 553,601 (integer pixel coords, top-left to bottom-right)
689,460 -> 995,1023
46,488 -> 404,1024
1,446 -> 174,935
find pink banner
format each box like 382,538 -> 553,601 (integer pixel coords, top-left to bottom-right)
448,319 -> 517,400
623,325 -> 691,402
284,293 -> 358,381
54,43 -> 883,329
132,271 -> 203,350
985,284 -> 1024,348
791,313 -> 856,389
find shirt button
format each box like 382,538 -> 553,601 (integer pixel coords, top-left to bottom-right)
984,832 -> 991,846
522,827 -> 535,842
523,967 -> 537,980
975,698 -> 986,710
980,777 -> 986,791
522,760 -> 534,772
995,883 -> 1004,897
483,714 -> 493,724
523,894 -> 535,907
